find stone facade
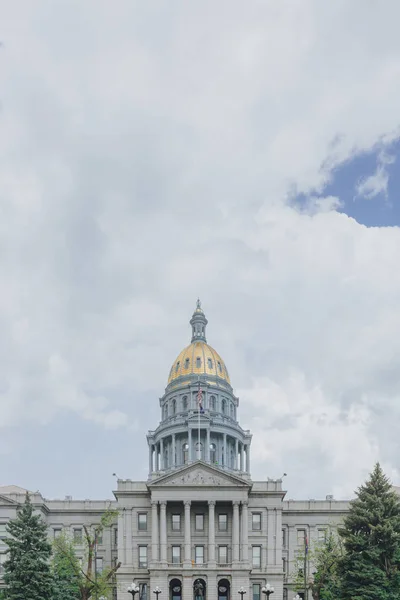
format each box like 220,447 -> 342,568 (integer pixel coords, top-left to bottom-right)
0,303 -> 351,600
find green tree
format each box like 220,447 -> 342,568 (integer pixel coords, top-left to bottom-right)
52,533 -> 80,600
339,462 -> 400,600
310,533 -> 343,600
3,492 -> 53,600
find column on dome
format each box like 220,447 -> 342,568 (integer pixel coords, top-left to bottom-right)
184,501 -> 191,563
208,500 -> 216,564
241,443 -> 245,471
172,434 -> 176,468
235,439 -> 239,470
188,429 -> 192,462
241,501 -> 249,562
223,433 -> 227,467
151,501 -> 159,563
160,438 -> 164,470
232,501 -> 240,563
160,501 -> 167,563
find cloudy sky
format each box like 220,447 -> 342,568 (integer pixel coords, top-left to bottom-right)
1,1 -> 400,501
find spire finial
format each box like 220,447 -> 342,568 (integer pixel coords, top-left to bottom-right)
196,298 -> 201,310
190,301 -> 208,342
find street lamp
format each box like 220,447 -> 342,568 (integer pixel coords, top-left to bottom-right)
238,587 -> 247,600
293,596 -> 301,600
153,587 -> 162,600
262,584 -> 274,599
99,597 -> 107,600
127,583 -> 140,599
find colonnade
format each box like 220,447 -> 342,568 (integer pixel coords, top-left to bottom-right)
150,499 -> 249,565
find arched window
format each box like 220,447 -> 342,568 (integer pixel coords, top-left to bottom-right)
196,357 -> 201,368
218,579 -> 230,600
195,442 -> 204,461
170,579 -> 182,600
185,358 -> 190,369
207,358 -> 213,369
210,443 -> 217,464
182,396 -> 188,411
175,361 -> 180,373
210,396 -> 216,411
194,579 -> 206,600
183,443 -> 189,464
172,398 -> 176,415
221,399 -> 226,415
163,403 -> 168,419
230,403 -> 234,417
164,448 -> 169,469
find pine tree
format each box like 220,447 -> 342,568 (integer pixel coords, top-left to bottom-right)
3,492 -> 53,600
339,463 -> 400,600
52,533 -> 81,600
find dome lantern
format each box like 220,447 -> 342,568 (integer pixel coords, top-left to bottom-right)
190,299 -> 208,343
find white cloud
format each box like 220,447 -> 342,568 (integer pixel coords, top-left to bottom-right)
1,1 -> 400,497
355,150 -> 396,200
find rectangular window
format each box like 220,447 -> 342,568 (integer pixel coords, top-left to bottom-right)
114,529 -> 118,546
297,529 -> 306,546
195,514 -> 204,531
73,528 -> 83,543
207,358 -> 213,369
138,513 -> 148,531
95,557 -> 103,573
0,554 -> 6,574
218,545 -> 228,564
218,514 -> 227,531
196,357 -> 201,368
283,557 -> 287,575
318,529 -> 327,542
252,513 -> 261,531
0,524 -> 6,540
172,545 -> 181,564
172,514 -> 181,531
53,528 -> 62,539
282,529 -> 286,547
195,545 -> 204,564
96,530 -> 103,545
253,584 -> 261,600
139,545 -> 148,568
252,546 -> 261,568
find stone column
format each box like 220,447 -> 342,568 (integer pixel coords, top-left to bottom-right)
208,500 -> 216,565
241,501 -> 249,562
126,508 -> 133,565
232,501 -> 240,563
241,443 -> 245,471
149,445 -> 153,474
206,429 -> 210,463
235,439 -> 238,469
160,501 -> 167,563
184,501 -> 191,564
188,429 -> 192,462
246,445 -> 251,474
117,509 -> 125,565
172,434 -> 176,468
151,501 -> 159,563
223,433 -> 227,467
160,438 -> 164,470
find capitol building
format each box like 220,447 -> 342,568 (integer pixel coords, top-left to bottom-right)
0,302 -> 349,600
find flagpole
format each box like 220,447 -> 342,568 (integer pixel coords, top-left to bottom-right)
198,377 -> 201,460
304,533 -> 308,600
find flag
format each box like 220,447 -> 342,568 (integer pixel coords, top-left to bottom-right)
197,386 -> 204,413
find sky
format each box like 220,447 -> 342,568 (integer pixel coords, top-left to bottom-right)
1,0 -> 400,502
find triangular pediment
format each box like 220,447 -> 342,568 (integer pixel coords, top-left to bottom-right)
0,494 -> 20,506
148,461 -> 251,488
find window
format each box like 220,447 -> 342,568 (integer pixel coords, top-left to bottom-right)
138,513 -> 147,531
183,443 -> 189,464
210,396 -> 216,411
95,557 -> 103,573
218,361 -> 222,373
114,528 -> 118,546
253,584 -> 261,600
138,545 -> 147,568
185,358 -> 190,369
282,529 -> 286,547
318,529 -> 327,542
195,545 -> 204,564
207,358 -> 213,369
0,524 -> 6,543
53,528 -> 62,539
172,545 -> 181,564
175,361 -> 180,372
172,398 -> 176,414
195,514 -> 204,531
210,443 -> 217,463
182,396 -> 188,411
297,529 -> 306,546
218,514 -> 227,531
283,557 -> 287,575
218,545 -> 228,564
196,357 -> 201,368
0,553 -> 6,574
140,584 -> 148,600
252,513 -> 261,531
221,399 -> 226,414
73,528 -> 82,543
96,530 -> 103,545
252,546 -> 261,568
172,514 -> 181,531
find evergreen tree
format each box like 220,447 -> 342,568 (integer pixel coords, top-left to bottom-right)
52,533 -> 81,600
3,492 -> 53,600
339,463 -> 400,600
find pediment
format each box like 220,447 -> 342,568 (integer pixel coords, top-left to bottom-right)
148,461 -> 251,488
0,494 -> 20,506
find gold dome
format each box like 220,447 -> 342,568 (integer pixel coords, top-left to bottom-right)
168,341 -> 231,385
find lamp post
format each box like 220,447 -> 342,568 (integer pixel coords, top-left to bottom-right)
127,583 -> 140,599
153,587 -> 162,600
238,587 -> 247,600
262,584 -> 274,599
293,596 -> 301,600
